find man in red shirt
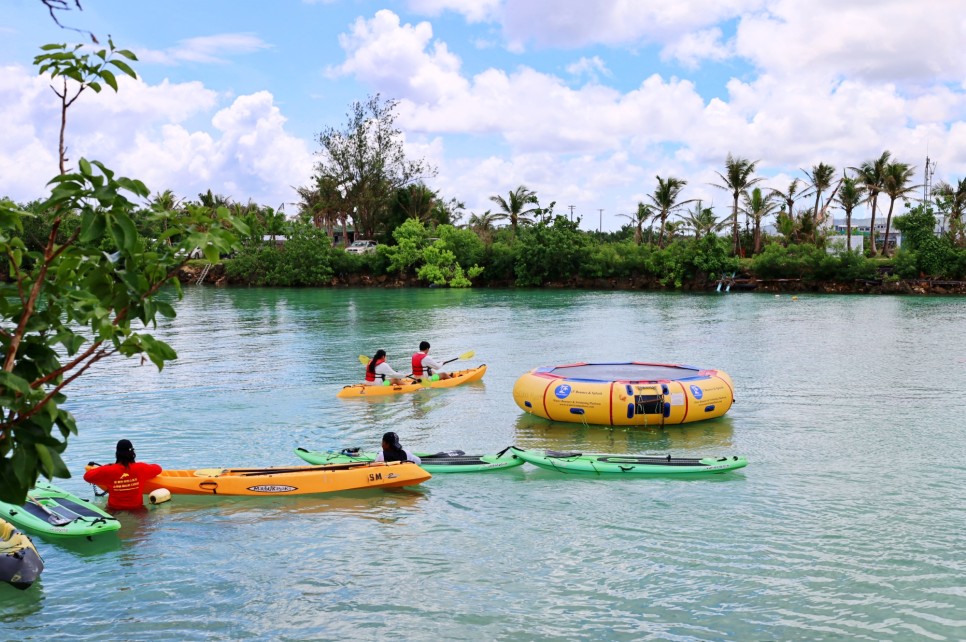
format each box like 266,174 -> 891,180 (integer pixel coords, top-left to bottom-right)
83,439 -> 162,510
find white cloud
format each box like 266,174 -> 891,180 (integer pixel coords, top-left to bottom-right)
660,28 -> 731,69
499,0 -> 765,50
328,10 -> 468,104
406,0 -> 502,23
326,7 -> 966,229
0,64 -> 313,208
137,33 -> 271,65
566,56 -> 612,82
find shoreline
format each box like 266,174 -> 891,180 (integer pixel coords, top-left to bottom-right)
177,264 -> 966,295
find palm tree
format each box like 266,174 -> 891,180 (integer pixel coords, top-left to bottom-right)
647,176 -> 693,249
618,202 -> 655,246
740,187 -> 779,254
489,185 -> 540,234
680,201 -> 727,240
770,179 -> 802,225
852,151 -> 891,254
834,175 -> 866,252
802,162 -> 836,242
879,161 -> 918,257
712,154 -> 763,255
933,178 -> 966,246
775,208 -> 798,247
468,210 -> 501,244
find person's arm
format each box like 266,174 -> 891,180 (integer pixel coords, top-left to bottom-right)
136,462 -> 163,480
376,362 -> 405,378
83,464 -> 112,483
407,450 -> 422,465
422,356 -> 445,371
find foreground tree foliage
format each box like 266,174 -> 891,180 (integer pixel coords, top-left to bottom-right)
0,164 -> 244,503
0,37 -> 245,504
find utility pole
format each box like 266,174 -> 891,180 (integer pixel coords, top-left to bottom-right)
598,209 -> 603,233
568,205 -> 575,222
923,154 -> 936,204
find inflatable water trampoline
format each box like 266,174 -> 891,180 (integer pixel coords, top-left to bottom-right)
512,362 -> 734,426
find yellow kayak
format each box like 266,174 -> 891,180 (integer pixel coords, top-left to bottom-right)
337,365 -> 486,398
1,518 -> 44,590
88,462 -> 430,496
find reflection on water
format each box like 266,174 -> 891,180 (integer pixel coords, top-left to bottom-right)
513,413 -> 738,454
0,581 -> 45,620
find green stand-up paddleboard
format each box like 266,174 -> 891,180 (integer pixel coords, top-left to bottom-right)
509,447 -> 748,475
296,446 -> 524,474
0,480 -> 120,539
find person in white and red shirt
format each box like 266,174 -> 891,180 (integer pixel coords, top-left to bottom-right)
411,341 -> 452,381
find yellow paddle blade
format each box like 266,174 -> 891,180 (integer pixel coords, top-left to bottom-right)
459,350 -> 475,360
358,355 -> 369,365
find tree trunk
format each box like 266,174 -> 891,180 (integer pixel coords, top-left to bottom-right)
881,199 -> 896,257
868,193 -> 879,254
732,195 -> 740,255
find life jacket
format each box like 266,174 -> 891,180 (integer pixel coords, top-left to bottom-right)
412,352 -> 430,376
365,357 -> 386,382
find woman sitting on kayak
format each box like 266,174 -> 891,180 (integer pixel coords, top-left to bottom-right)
365,349 -> 407,386
374,432 -> 421,465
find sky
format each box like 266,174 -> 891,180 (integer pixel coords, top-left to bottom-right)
2,0 -> 965,232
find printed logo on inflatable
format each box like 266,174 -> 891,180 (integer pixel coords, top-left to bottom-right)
689,385 -> 704,400
554,384 -> 572,399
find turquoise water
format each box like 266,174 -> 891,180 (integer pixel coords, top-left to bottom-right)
2,288 -> 964,641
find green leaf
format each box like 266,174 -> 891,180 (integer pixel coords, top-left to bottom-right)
80,209 -> 107,243
40,43 -> 66,51
99,69 -> 118,91
0,371 -> 32,395
109,59 -> 137,79
117,49 -> 138,61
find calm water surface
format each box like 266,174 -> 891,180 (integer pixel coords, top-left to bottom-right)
2,288 -> 964,641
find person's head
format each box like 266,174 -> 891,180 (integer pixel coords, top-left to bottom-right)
115,439 -> 136,466
369,349 -> 387,373
381,431 -> 401,449
419,341 -> 430,352
381,431 -> 407,462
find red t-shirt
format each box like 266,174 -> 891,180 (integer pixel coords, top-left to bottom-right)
83,462 -> 162,510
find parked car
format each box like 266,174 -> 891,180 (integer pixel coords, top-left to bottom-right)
345,240 -> 377,254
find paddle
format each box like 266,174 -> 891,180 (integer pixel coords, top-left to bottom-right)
27,495 -> 72,526
442,350 -> 475,365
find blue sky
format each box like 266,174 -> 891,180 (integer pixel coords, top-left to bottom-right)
2,0 -> 965,231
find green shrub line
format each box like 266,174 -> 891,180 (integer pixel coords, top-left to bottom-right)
211,213 -> 966,289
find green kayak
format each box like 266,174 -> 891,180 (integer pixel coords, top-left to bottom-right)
295,446 -> 525,474
510,447 -> 748,475
0,480 -> 120,539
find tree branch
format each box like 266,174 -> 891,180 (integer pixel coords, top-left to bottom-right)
41,0 -> 99,44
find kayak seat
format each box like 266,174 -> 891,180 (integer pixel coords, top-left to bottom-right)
546,450 -> 581,458
194,468 -> 227,477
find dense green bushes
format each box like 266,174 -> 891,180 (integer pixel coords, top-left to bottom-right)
215,212 -> 966,289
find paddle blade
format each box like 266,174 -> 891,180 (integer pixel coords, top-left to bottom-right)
358,355 -> 369,365
459,350 -> 475,360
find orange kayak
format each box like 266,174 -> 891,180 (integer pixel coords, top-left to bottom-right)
90,462 -> 430,496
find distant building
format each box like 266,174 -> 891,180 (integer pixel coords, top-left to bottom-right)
831,218 -> 901,250
262,235 -> 287,247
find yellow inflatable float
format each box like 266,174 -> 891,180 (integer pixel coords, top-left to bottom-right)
513,362 -> 734,426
